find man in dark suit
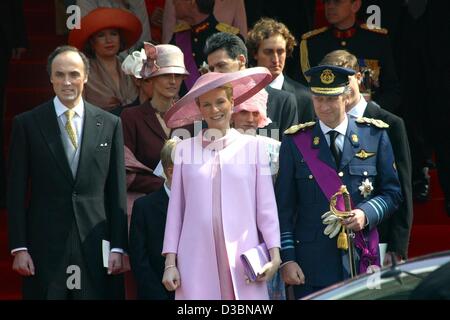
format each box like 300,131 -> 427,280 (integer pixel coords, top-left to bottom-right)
204,32 -> 298,139
247,17 -> 315,124
0,0 -> 27,207
7,46 -> 127,299
320,50 -> 412,263
129,139 -> 177,300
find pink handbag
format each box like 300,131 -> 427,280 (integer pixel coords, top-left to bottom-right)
240,243 -> 270,282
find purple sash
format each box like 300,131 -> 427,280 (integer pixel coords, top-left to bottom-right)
175,31 -> 200,90
292,130 -> 380,274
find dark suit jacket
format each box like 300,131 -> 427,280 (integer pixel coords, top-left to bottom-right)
282,75 -> 315,123
262,86 -> 298,140
7,100 -> 128,298
120,101 -> 166,194
129,187 -> 174,300
364,101 -> 413,258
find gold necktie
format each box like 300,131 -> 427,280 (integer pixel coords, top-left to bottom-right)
65,109 -> 78,149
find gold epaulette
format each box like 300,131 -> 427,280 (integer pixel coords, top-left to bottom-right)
174,22 -> 191,33
216,22 -> 239,35
356,117 -> 389,129
360,23 -> 388,35
284,122 -> 316,135
301,26 -> 328,40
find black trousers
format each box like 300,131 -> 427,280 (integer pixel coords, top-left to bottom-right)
23,221 -> 102,300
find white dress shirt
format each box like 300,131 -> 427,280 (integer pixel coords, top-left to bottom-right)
319,116 -> 349,152
269,73 -> 285,90
347,94 -> 368,119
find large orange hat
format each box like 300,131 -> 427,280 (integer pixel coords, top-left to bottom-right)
68,8 -> 142,51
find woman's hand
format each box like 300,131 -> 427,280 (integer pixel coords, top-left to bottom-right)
255,247 -> 281,282
256,258 -> 281,282
162,266 -> 181,291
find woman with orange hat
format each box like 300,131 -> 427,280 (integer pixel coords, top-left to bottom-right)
68,8 -> 141,112
161,67 -> 281,300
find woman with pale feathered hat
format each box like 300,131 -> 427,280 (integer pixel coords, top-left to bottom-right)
121,42 -> 188,198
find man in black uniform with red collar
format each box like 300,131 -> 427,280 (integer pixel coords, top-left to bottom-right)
170,0 -> 239,95
299,0 -> 400,115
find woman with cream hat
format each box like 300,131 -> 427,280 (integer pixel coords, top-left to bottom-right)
121,42 -> 189,197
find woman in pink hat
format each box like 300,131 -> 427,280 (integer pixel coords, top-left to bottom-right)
68,8 -> 142,112
162,67 -> 281,300
121,43 -> 189,204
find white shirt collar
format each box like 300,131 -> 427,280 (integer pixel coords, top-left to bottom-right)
319,115 -> 349,137
54,96 -> 84,119
347,94 -> 367,118
269,73 -> 285,90
164,182 -> 171,197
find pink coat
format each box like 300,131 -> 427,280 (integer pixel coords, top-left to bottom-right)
163,129 -> 280,300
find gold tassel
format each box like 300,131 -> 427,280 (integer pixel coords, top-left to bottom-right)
337,226 -> 349,250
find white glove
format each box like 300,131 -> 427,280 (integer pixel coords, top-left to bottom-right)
321,211 -> 343,239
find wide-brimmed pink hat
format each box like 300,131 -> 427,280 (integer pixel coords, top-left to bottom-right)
68,8 -> 142,51
233,86 -> 271,128
140,42 -> 189,79
164,67 -> 272,128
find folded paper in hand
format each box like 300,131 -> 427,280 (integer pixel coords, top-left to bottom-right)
240,243 -> 269,282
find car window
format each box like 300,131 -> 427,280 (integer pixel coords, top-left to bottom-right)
340,270 -> 435,300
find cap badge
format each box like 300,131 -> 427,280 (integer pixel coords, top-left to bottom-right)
320,69 -> 335,85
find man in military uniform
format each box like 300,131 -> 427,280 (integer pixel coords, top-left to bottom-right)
171,0 -> 240,95
319,49 -> 412,265
299,0 -> 401,114
276,64 -> 402,298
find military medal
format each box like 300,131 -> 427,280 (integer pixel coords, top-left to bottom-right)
313,136 -> 320,146
359,179 -> 374,198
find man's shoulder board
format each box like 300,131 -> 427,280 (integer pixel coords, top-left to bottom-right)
284,122 -> 316,135
356,117 -> 389,129
301,27 -> 329,40
216,23 -> 239,35
174,22 -> 191,33
360,23 -> 388,35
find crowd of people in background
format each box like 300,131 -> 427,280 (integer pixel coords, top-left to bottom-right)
2,0 -> 449,300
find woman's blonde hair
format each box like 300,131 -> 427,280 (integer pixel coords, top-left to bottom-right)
195,83 -> 233,106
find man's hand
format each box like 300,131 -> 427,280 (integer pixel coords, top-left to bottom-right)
162,266 -> 181,291
108,252 -> 123,275
12,251 -> 35,276
281,262 -> 305,286
342,209 -> 367,231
